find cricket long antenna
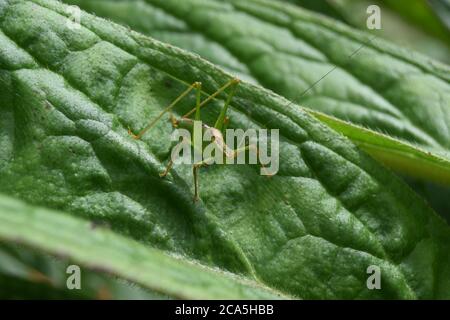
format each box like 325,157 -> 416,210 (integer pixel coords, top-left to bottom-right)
133,82 -> 200,140
182,78 -> 240,119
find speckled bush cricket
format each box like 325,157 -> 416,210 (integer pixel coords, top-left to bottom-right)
129,78 -> 276,201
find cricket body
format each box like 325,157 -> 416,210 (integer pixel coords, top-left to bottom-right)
129,78 -> 268,202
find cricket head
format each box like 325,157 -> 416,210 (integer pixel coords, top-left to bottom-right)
193,81 -> 202,89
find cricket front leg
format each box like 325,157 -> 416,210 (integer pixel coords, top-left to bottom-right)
193,165 -> 200,202
169,112 -> 179,128
160,137 -> 190,178
160,158 -> 176,178
192,157 -> 214,202
192,162 -> 206,202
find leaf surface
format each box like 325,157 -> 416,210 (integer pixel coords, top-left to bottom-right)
0,194 -> 283,299
62,0 -> 450,185
1,0 -> 450,299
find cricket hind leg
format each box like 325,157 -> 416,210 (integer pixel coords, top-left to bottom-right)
228,144 -> 273,176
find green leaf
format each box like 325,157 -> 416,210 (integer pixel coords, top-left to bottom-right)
308,109 -> 450,186
404,177 -> 450,224
61,0 -> 450,184
430,0 -> 450,27
0,194 -> 284,299
284,0 -> 450,64
1,0 -> 450,299
382,0 -> 450,42
276,0 -> 347,23
0,242 -> 166,299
